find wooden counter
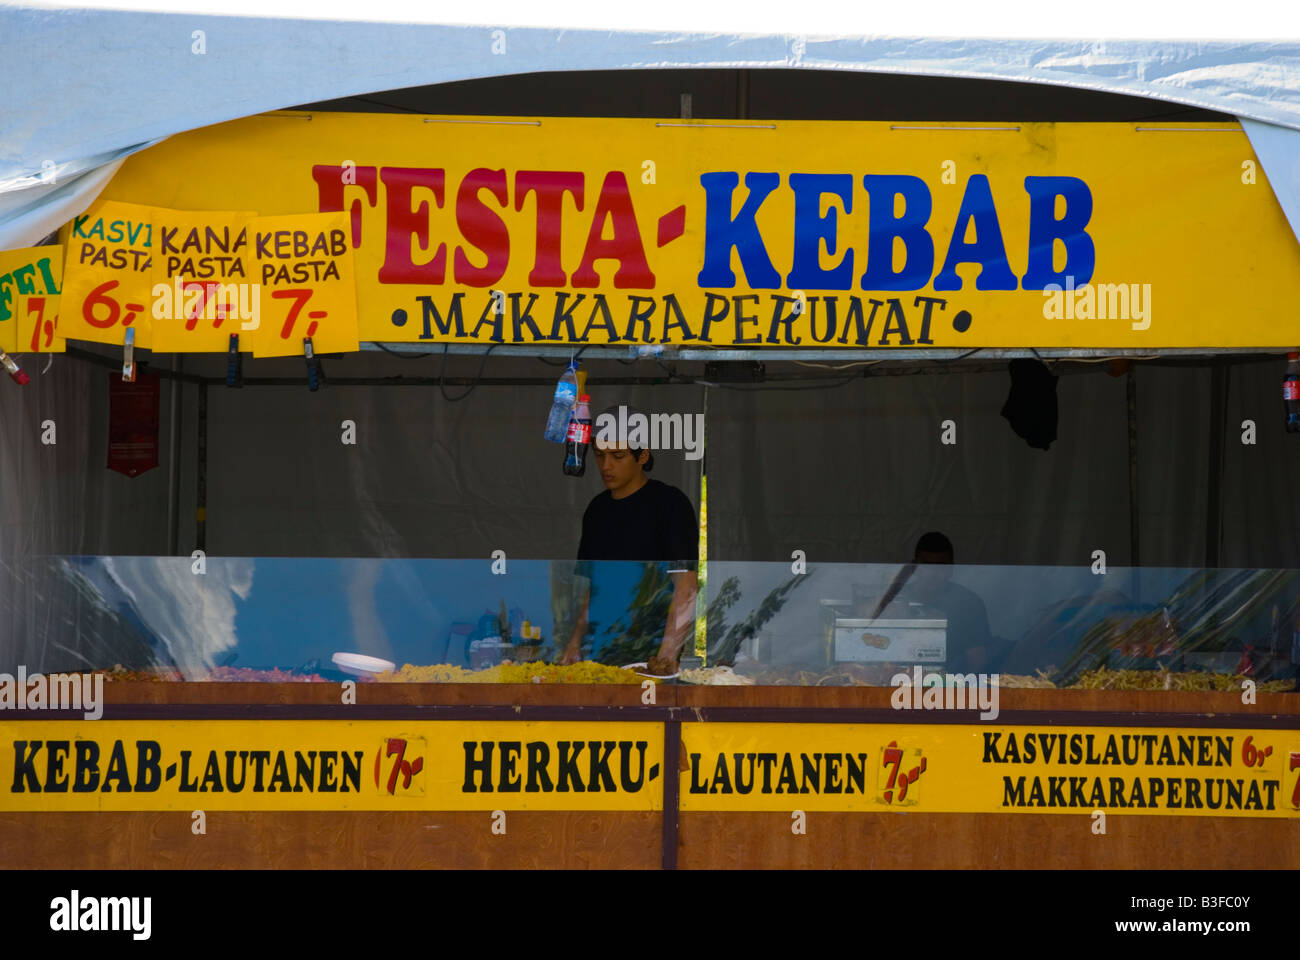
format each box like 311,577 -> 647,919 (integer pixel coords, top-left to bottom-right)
2,682 -> 1297,869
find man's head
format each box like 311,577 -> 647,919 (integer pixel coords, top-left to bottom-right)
594,404 -> 654,497
912,531 -> 954,590
913,531 -> 954,565
593,442 -> 649,497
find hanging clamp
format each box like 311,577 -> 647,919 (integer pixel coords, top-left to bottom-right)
121,328 -> 137,382
0,349 -> 29,385
226,334 -> 243,387
304,337 -> 324,391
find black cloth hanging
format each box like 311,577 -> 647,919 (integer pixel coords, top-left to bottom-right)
1000,358 -> 1058,450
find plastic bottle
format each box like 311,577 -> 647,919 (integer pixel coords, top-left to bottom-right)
544,361 -> 580,443
1285,352 -> 1300,434
563,394 -> 591,477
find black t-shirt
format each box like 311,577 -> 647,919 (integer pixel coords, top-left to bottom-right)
577,478 -> 698,568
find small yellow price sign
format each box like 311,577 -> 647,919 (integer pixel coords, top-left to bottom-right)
60,199 -> 158,348
149,209 -> 258,352
0,246 -> 63,352
248,211 -> 359,357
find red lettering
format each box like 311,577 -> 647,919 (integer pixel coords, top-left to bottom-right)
515,171 -> 583,287
311,165 -> 378,249
454,168 -> 510,287
379,167 -> 447,284
572,171 -> 654,289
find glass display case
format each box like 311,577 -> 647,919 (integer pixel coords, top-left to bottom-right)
5,555 -> 1295,691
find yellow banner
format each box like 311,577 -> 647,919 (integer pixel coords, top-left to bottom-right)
679,722 -> 1300,817
5,718 -> 1295,816
0,246 -> 64,354
0,720 -> 663,812
86,113 -> 1300,348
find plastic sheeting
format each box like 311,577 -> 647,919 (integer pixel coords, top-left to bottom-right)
4,5 -> 1300,248
2,351 -> 1297,567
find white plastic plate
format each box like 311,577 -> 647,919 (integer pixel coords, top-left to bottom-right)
623,661 -> 680,680
331,652 -> 397,675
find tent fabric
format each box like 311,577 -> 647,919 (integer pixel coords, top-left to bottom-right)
4,5 -> 1300,248
1240,119 -> 1300,250
4,350 -> 1295,570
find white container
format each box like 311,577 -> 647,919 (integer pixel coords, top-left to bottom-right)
831,618 -> 947,663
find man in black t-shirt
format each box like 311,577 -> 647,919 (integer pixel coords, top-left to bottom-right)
881,532 -> 997,674
559,434 -> 698,669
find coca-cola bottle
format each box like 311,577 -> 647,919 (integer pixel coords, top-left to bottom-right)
563,394 -> 591,476
1285,352 -> 1300,434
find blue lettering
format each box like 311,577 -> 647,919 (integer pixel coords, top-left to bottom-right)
697,172 -> 781,289
787,173 -> 853,290
860,175 -> 934,291
1022,176 -> 1095,289
934,175 -> 1017,291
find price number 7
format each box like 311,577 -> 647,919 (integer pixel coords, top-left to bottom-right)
24,296 -> 57,350
270,287 -> 326,341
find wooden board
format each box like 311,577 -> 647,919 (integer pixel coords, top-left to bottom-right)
4,682 -> 1297,869
0,812 -> 659,870
89,681 -> 1300,715
678,812 -> 1300,869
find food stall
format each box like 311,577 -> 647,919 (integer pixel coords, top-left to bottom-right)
2,72 -> 1300,871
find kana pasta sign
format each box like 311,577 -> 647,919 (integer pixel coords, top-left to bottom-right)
82,114 -> 1300,349
0,720 -> 663,812
678,722 -> 1300,818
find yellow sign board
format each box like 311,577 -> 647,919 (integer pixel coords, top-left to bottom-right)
87,113 -> 1300,348
679,722 -> 1300,817
0,246 -> 64,354
148,208 -> 256,353
5,718 -> 1296,817
245,211 -> 359,357
0,720 -> 663,812
61,200 -> 157,349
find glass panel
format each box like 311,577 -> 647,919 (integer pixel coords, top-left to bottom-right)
698,561 -> 1300,689
2,556 -> 1296,689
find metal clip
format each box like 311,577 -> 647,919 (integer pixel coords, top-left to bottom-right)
304,337 -> 324,391
0,349 -> 29,385
121,328 -> 136,382
226,334 -> 243,387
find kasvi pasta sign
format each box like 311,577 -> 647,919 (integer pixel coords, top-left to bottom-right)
90,114 -> 1300,349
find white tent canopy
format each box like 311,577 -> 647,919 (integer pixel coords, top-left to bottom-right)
4,5 -> 1300,249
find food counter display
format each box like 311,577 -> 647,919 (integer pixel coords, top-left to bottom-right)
2,555 -> 1297,870
20,557 -> 1294,690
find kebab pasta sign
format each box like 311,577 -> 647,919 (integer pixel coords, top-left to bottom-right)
678,722 -> 1300,818
87,113 -> 1300,349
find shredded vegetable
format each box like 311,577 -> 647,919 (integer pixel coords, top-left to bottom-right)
1068,666 -> 1294,692
377,661 -> 644,684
